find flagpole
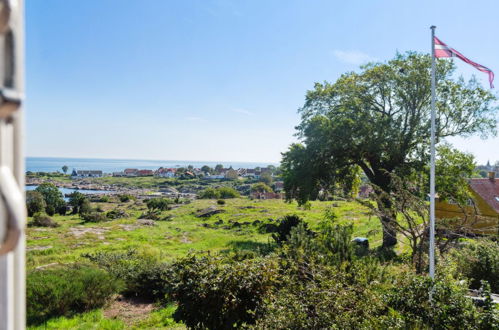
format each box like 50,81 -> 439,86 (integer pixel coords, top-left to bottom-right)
429,25 -> 436,280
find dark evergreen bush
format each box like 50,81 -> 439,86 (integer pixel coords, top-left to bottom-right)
27,264 -> 121,325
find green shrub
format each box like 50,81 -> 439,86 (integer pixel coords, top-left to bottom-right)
272,214 -> 308,244
217,199 -> 226,205
45,205 -> 55,216
84,250 -> 170,301
452,239 -> 499,292
118,194 -> 135,202
167,255 -> 279,329
198,187 -> 240,199
26,191 -> 46,217
198,187 -> 220,199
146,198 -> 172,211
105,208 -> 129,219
256,263 -> 386,329
385,274 -> 481,328
27,264 -> 121,325
218,186 -> 240,199
31,213 -> 59,228
81,212 -> 107,223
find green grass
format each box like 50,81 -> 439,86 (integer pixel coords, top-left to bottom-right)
27,197 -> 383,328
26,198 -> 382,269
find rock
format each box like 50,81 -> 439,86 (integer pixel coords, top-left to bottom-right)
214,219 -> 224,225
27,245 -> 53,251
137,219 -> 156,226
196,206 -> 225,218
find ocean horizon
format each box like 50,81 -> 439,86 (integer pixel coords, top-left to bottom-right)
26,157 -> 279,174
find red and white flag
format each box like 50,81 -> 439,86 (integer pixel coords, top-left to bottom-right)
434,36 -> 494,88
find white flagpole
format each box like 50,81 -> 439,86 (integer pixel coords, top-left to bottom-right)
429,25 -> 436,279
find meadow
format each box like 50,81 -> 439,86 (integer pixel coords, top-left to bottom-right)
26,197 -> 381,329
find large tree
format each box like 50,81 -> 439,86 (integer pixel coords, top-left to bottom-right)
282,52 -> 496,247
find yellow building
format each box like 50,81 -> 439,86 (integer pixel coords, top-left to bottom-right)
436,173 -> 499,235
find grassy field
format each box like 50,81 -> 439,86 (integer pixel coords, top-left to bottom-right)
27,198 -> 382,269
27,197 -> 382,328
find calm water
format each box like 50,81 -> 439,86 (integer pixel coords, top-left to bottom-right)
26,185 -> 113,201
26,157 -> 277,174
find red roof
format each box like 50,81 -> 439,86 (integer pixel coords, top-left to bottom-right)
469,178 -> 499,213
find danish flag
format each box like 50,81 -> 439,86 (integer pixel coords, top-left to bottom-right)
434,36 -> 494,88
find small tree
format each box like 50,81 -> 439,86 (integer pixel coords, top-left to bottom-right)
259,172 -> 273,185
26,191 -> 46,217
251,182 -> 273,193
68,191 -> 89,215
62,165 -> 69,174
35,183 -> 65,214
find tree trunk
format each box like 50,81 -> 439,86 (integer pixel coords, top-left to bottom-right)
381,215 -> 397,248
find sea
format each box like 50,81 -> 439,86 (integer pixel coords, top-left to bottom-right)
26,157 -> 278,174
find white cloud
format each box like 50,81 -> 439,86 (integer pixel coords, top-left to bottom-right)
232,108 -> 253,116
332,50 -> 377,65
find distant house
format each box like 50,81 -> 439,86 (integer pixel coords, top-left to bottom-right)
436,172 -> 499,235
112,171 -> 125,177
137,169 -> 153,176
155,168 -> 176,178
71,169 -> 103,178
124,168 -> 139,177
243,168 -> 260,179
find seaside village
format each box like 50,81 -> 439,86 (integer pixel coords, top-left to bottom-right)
69,166 -> 285,199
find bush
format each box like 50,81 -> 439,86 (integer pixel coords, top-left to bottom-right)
452,239 -> 499,292
27,264 -> 121,325
31,213 -> 59,228
106,208 -> 129,219
84,250 -> 170,301
45,205 -> 55,216
198,187 -> 220,199
81,212 -> 107,223
217,199 -> 226,205
26,191 -> 46,217
167,255 -> 279,329
198,187 -> 240,199
256,263 -> 386,329
385,274 -> 482,328
146,198 -> 172,211
118,194 -> 135,202
272,214 -> 308,244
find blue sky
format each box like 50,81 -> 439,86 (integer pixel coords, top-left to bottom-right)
26,0 -> 498,164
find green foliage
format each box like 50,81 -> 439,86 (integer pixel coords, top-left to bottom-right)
26,191 -> 46,217
271,214 -> 309,245
35,183 -> 65,213
284,52 -> 497,246
385,274 -> 481,328
61,165 -> 69,174
31,213 -> 59,228
251,182 -> 273,193
167,255 -> 279,329
118,194 -> 135,202
84,250 -> 170,301
259,172 -> 273,185
452,239 -> 499,292
81,212 -> 107,223
435,143 -> 476,204
105,208 -> 128,220
198,186 -> 240,199
27,264 -> 121,325
68,191 -> 89,215
256,263 -> 387,329
217,199 -> 226,205
146,198 -> 172,211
